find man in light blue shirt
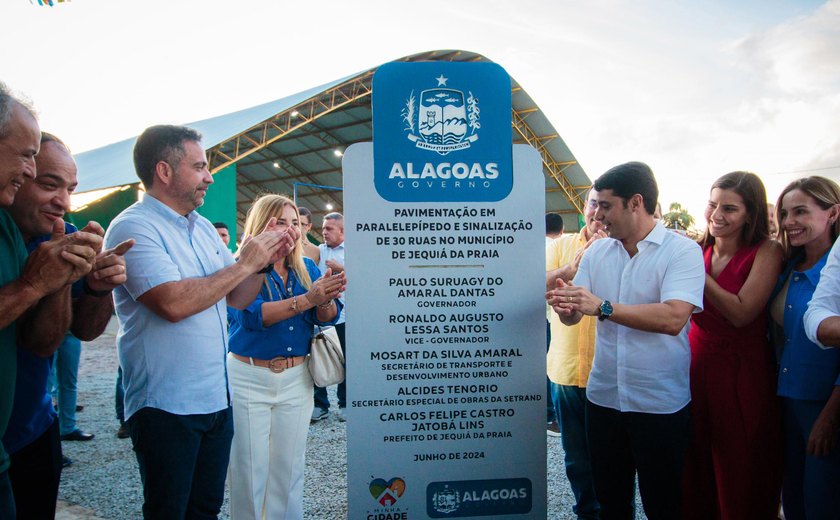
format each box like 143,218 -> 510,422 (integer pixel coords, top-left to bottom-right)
105,125 -> 297,519
312,212 -> 346,421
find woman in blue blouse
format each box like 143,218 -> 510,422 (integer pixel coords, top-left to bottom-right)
772,177 -> 840,519
227,194 -> 346,520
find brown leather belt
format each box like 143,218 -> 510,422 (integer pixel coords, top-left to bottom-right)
231,353 -> 307,373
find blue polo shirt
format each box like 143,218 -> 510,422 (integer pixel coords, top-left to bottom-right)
105,194 -> 234,421
3,349 -> 56,455
2,222 -> 80,455
776,252 -> 840,401
228,258 -> 342,358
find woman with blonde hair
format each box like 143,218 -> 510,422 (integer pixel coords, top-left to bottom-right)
772,176 -> 840,519
227,194 -> 346,519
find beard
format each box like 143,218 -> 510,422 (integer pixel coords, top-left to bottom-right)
176,184 -> 209,212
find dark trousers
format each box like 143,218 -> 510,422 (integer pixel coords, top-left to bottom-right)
8,419 -> 62,519
586,400 -> 690,520
0,470 -> 16,520
128,406 -> 233,520
782,398 -> 840,520
314,322 -> 345,410
546,320 -> 556,423
553,384 -> 599,519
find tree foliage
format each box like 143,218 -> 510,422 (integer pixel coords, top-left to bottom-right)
662,202 -> 695,231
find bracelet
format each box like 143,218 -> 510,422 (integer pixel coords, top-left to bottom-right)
83,279 -> 112,298
318,299 -> 334,310
257,263 -> 274,274
291,295 -> 299,314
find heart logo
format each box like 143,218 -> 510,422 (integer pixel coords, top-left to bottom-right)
369,477 -> 406,503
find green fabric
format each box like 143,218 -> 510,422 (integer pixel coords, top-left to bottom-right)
0,209 -> 27,473
197,164 -> 237,252
72,185 -> 138,234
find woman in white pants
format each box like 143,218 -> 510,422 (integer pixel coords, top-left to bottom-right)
227,194 -> 345,519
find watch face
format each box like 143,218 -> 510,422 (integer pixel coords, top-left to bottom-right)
599,300 -> 613,321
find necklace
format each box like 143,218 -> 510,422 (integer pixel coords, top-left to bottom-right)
268,270 -> 294,301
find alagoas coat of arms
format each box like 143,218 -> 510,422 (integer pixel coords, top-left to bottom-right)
401,75 -> 480,156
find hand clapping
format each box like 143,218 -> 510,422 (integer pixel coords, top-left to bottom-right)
21,219 -> 103,295
238,217 -> 301,272
307,268 -> 346,306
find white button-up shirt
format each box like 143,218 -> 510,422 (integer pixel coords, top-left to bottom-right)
573,223 -> 705,413
805,238 -> 840,349
318,242 -> 345,324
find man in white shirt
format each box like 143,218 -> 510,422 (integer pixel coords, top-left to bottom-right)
805,237 -> 840,348
312,212 -> 347,421
548,162 -> 705,520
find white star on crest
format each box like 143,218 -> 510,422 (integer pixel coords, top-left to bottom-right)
435,74 -> 448,86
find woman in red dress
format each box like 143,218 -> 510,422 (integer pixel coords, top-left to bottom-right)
682,171 -> 784,519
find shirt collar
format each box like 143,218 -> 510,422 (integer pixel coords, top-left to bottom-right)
142,193 -> 198,226
801,249 -> 830,285
576,228 -> 589,246
645,221 -> 668,244
605,221 -> 665,254
635,221 -> 665,253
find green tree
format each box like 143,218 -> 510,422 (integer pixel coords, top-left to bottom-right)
662,202 -> 695,231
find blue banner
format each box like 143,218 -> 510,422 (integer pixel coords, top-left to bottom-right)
372,62 -> 513,202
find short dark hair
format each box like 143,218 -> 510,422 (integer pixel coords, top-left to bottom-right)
297,206 -> 312,219
701,171 -> 769,248
40,131 -> 71,154
133,125 -> 202,189
545,213 -> 564,234
212,222 -> 229,231
593,162 -> 658,215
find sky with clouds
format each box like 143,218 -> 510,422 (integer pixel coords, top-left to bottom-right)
1,0 -> 838,224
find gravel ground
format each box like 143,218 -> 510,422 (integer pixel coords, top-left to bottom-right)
58,318 -> 644,519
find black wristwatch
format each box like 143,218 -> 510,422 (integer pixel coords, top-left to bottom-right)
257,263 -> 275,274
598,300 -> 613,321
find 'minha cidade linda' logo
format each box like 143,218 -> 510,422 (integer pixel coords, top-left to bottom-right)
372,62 -> 512,203
369,477 -> 406,507
366,477 -> 408,520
